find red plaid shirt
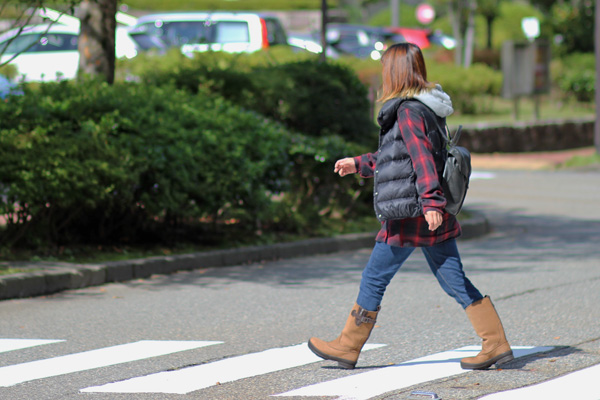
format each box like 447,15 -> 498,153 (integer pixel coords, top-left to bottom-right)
354,106 -> 461,247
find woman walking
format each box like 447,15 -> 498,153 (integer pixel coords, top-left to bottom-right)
308,43 -> 513,371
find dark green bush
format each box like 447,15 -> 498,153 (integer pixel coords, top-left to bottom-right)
0,80 -> 291,247
248,60 -> 376,145
428,62 -> 502,114
119,50 -> 378,145
278,133 -> 373,232
552,53 -> 595,102
0,79 -> 373,250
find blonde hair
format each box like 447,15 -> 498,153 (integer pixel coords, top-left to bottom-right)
378,42 -> 435,103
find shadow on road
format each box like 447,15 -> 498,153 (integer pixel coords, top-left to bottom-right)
500,345 -> 581,370
118,207 -> 600,292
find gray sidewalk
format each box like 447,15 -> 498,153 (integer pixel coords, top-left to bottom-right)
0,212 -> 489,301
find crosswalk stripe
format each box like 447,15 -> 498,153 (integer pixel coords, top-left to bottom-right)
478,363 -> 600,400
81,343 -> 386,394
0,339 -> 64,354
275,345 -> 554,400
0,340 -> 221,387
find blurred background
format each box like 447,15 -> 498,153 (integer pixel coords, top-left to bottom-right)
0,0 -> 597,261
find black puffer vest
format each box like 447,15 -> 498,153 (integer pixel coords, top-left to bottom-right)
374,98 -> 446,222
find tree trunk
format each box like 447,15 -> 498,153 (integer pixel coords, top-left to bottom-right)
448,0 -> 463,66
463,0 -> 476,67
486,15 -> 494,49
320,0 -> 327,63
77,0 -> 116,84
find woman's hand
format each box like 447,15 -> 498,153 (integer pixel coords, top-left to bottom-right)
424,210 -> 443,231
334,158 -> 357,177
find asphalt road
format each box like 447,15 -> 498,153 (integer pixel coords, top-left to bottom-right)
0,168 -> 599,400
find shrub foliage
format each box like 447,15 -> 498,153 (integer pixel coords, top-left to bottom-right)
552,53 -> 595,102
123,49 -> 377,145
0,77 -> 372,250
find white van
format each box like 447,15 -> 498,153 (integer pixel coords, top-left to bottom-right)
0,8 -> 138,82
127,12 -> 288,56
0,24 -> 80,81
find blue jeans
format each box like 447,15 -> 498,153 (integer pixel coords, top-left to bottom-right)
356,239 -> 483,311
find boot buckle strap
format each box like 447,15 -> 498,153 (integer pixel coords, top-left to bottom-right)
351,306 -> 378,326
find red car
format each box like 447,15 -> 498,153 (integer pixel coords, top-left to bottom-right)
385,27 -> 455,50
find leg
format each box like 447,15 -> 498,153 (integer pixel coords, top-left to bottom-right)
421,239 -> 483,309
308,242 -> 413,368
422,240 -> 512,369
307,303 -> 379,369
460,296 -> 514,369
356,242 -> 415,311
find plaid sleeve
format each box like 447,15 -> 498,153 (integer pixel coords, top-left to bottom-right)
397,107 -> 446,213
353,152 -> 378,178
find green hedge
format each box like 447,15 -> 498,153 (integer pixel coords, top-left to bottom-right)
552,53 -> 595,102
0,79 -> 371,249
120,49 -> 378,145
428,62 -> 503,115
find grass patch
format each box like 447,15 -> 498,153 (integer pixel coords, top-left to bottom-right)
449,96 -> 595,126
559,152 -> 600,169
369,94 -> 594,128
0,266 -> 28,276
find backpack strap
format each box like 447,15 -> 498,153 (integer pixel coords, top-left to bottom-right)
401,99 -> 464,148
400,99 -> 448,150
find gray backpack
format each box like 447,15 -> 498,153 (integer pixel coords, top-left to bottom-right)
438,125 -> 471,215
404,99 -> 472,215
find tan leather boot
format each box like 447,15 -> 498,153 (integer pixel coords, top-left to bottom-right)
308,303 -> 380,369
461,296 -> 514,370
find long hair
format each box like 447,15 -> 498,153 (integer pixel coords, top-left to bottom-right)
378,42 -> 435,103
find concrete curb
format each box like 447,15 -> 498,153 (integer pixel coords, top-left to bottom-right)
0,212 -> 490,301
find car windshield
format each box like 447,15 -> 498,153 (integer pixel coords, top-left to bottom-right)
1,32 -> 78,54
130,20 -> 250,49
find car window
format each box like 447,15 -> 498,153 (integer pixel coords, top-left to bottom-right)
136,21 -> 209,47
214,21 -> 249,43
2,33 -> 78,54
262,18 -> 287,45
36,34 -> 78,52
2,34 -> 38,54
133,20 -> 250,47
338,32 -> 360,46
129,33 -> 166,50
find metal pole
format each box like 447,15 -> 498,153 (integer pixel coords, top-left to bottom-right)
594,0 -> 600,154
321,0 -> 327,63
391,0 -> 399,27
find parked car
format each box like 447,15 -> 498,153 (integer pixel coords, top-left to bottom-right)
0,24 -> 80,81
287,33 -> 342,58
127,12 -> 289,56
385,27 -> 456,50
300,24 -> 405,60
0,21 -> 138,82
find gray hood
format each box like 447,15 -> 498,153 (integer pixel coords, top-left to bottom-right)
413,84 -> 454,118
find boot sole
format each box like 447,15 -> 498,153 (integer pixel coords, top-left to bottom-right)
460,350 -> 514,370
307,340 -> 356,369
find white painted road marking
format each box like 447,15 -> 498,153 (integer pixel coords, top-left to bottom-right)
275,345 -> 554,400
0,339 -> 64,354
0,340 -> 221,387
471,171 -> 496,180
479,363 -> 600,400
81,343 -> 386,394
